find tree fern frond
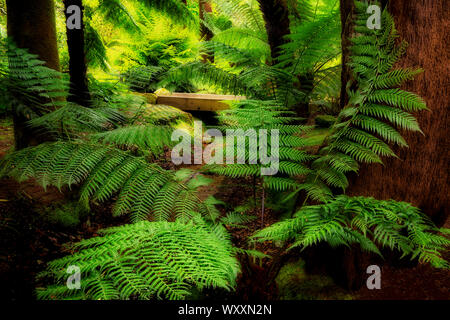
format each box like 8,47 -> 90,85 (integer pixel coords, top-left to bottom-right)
252,196 -> 449,268
0,141 -> 210,222
37,220 -> 240,300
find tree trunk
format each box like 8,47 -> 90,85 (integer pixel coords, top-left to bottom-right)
257,0 -> 290,64
6,0 -> 60,150
335,0 -> 449,290
347,0 -> 449,226
64,0 -> 91,107
339,0 -> 356,109
340,1 -> 389,109
199,0 -> 213,62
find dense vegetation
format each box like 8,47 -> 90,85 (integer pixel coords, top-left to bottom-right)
0,0 -> 448,300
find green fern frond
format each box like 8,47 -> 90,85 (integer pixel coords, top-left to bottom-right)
302,2 -> 427,198
0,141 -> 210,222
252,196 -> 449,269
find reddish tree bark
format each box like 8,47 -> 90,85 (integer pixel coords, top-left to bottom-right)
346,0 -> 449,226
6,0 -> 60,149
6,0 -> 60,70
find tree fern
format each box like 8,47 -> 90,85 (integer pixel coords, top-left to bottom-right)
0,39 -> 69,118
211,0 -> 265,34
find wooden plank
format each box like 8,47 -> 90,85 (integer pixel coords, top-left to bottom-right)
156,93 -> 245,112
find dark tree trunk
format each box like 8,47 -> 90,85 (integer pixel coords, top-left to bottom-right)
63,0 -> 91,107
257,0 -> 290,64
294,71 -> 314,119
6,0 -> 60,149
199,0 -> 213,62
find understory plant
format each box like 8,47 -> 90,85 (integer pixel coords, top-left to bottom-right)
37,218 -> 239,300
0,0 -> 448,302
252,195 -> 450,269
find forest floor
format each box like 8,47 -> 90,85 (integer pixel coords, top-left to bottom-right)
0,116 -> 448,301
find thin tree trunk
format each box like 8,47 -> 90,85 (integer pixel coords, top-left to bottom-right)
6,0 -> 60,149
199,0 -> 213,62
340,0 -> 388,109
257,0 -> 290,64
64,0 -> 91,107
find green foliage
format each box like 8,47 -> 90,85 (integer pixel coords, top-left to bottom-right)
90,125 -> 175,157
162,0 -> 340,108
253,195 -> 450,269
0,141 -> 211,223
37,219 -> 239,300
315,115 -> 336,128
139,0 -> 196,28
276,258 -> 353,300
27,103 -> 123,138
142,104 -> 192,125
1,0 -> 445,302
84,21 -> 109,72
94,0 -> 139,32
41,201 -> 86,228
277,4 -> 341,81
0,39 -> 125,137
212,0 -> 265,34
300,2 -> 427,202
122,37 -> 197,92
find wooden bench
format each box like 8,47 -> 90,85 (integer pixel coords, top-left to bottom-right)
155,93 -> 246,112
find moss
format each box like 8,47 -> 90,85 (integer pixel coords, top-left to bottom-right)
276,258 -> 354,300
315,115 -> 337,128
39,201 -> 86,228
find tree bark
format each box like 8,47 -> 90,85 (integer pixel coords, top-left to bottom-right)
257,0 -> 290,64
64,0 -> 91,107
6,0 -> 60,149
347,0 -> 449,226
199,0 -> 213,62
